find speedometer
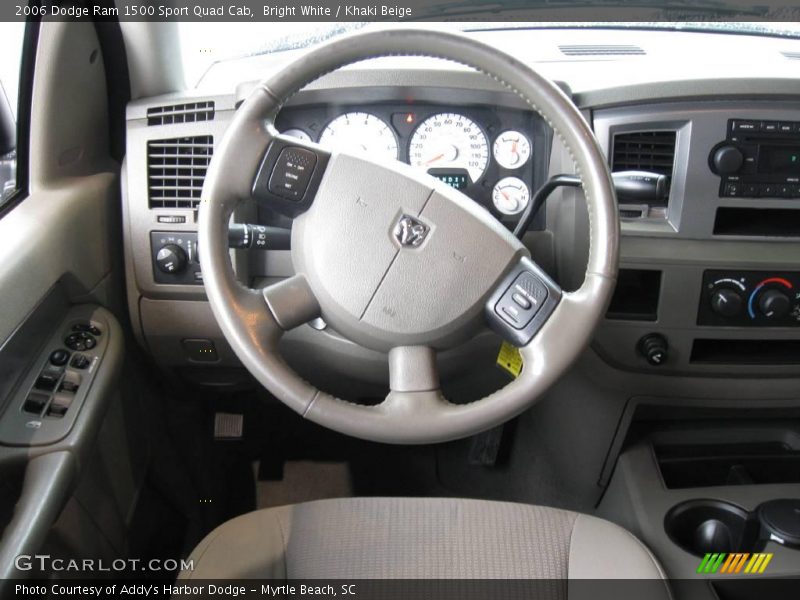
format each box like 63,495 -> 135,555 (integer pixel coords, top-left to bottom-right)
409,113 -> 489,183
318,112 -> 398,161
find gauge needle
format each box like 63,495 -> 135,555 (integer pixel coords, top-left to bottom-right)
425,153 -> 444,166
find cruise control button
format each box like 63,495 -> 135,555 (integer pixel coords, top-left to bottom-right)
268,147 -> 317,201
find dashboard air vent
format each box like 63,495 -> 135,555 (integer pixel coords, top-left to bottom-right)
781,51 -> 800,60
147,136 -> 213,209
559,44 -> 645,57
147,101 -> 215,126
612,131 -> 677,180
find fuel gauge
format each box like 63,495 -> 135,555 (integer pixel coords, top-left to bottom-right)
492,177 -> 530,215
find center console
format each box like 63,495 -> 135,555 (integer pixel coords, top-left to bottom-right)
598,412 -> 800,593
589,101 -> 800,378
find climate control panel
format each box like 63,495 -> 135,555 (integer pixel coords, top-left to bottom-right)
699,270 -> 800,327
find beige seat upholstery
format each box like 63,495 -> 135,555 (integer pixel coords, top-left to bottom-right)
181,497 -> 670,597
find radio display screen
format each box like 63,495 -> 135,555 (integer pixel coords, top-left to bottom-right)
759,146 -> 800,175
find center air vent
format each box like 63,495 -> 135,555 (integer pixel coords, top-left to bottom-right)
559,44 -> 645,57
147,136 -> 213,209
612,130 -> 676,180
147,101 -> 215,126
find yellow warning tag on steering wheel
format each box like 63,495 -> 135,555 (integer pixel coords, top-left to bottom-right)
496,341 -> 523,378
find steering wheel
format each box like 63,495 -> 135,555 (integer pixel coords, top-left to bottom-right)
198,28 -> 618,444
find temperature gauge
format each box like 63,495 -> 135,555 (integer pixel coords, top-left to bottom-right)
492,177 -> 530,215
493,130 -> 531,169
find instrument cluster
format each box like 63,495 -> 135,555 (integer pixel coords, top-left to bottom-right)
274,103 -> 551,229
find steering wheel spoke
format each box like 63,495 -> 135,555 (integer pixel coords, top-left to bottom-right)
251,132 -> 332,219
484,256 -> 563,348
388,346 -> 440,393
382,345 -> 449,416
262,274 -> 321,331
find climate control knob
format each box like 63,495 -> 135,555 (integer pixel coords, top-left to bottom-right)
155,244 -> 188,274
710,287 -> 744,318
759,289 -> 791,320
712,145 -> 744,175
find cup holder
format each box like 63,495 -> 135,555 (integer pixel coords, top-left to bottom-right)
665,499 -> 765,557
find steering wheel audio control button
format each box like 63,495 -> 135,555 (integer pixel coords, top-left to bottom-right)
268,147 -> 317,201
511,292 -> 532,310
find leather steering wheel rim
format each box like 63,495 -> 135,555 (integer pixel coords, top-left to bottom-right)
198,28 -> 619,444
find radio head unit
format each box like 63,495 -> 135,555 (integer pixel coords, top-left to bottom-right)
709,118 -> 800,198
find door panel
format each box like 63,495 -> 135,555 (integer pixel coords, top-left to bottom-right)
0,19 -> 135,582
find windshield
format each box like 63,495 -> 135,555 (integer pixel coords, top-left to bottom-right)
178,21 -> 800,88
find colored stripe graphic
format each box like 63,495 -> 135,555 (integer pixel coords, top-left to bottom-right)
720,553 -> 737,573
734,553 -> 750,573
758,554 -> 773,573
701,553 -> 774,575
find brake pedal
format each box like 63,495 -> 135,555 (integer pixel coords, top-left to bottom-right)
214,412 -> 243,440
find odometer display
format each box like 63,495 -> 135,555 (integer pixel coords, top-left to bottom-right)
428,169 -> 469,190
409,113 -> 489,183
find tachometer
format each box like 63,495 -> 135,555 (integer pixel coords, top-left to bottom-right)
318,112 -> 398,161
409,113 -> 489,183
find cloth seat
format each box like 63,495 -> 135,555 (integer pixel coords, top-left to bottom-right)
180,497 -> 670,598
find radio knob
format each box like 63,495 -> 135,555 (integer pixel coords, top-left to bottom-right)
155,244 -> 188,274
759,289 -> 791,320
712,145 -> 744,175
710,287 -> 743,318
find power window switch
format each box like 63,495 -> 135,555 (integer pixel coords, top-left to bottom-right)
59,373 -> 81,394
23,392 -> 49,415
47,393 -> 73,417
34,372 -> 60,391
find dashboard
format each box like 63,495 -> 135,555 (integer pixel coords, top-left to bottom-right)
273,103 -> 551,228
122,30 -> 800,389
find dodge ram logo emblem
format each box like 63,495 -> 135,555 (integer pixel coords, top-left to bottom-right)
393,215 -> 430,247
